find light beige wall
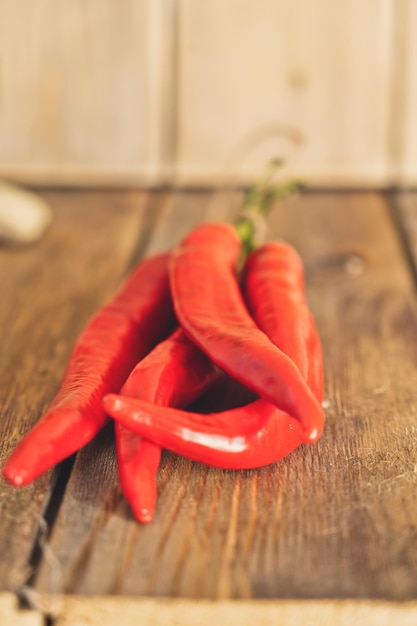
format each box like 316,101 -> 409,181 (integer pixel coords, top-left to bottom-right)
0,0 -> 172,184
401,0 -> 417,185
0,0 -> 414,187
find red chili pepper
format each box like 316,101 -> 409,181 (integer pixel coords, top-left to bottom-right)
103,395 -> 304,470
115,328 -> 221,523
104,239 -> 324,470
169,223 -> 324,443
243,241 -> 324,403
3,253 -> 175,487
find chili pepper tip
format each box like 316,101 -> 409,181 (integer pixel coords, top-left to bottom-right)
104,394 -> 122,411
3,465 -> 26,487
302,425 -> 322,444
137,508 -> 153,524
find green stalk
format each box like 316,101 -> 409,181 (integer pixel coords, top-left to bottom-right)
236,160 -> 302,260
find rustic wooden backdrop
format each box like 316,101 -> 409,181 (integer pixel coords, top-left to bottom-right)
0,0 -> 416,187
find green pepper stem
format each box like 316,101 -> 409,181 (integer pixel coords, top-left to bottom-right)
236,160 -> 302,261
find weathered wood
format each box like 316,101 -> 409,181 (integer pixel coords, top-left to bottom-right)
176,0 -> 394,187
0,1 -> 170,183
264,192 -> 417,599
15,595 -> 417,626
2,2 -> 417,187
1,189 -> 416,611
29,191 -> 417,601
31,189 -> 240,596
392,191 -> 417,268
0,190 -> 153,590
0,593 -> 43,626
399,2 -> 417,183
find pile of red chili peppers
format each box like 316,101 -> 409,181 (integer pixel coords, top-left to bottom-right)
3,179 -> 325,524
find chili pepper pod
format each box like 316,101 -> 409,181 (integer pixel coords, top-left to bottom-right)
3,253 -> 175,487
169,222 -> 324,443
243,241 -> 324,403
115,328 -> 221,523
104,395 -> 304,470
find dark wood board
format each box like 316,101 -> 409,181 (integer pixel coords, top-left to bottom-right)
31,190 -> 240,597
23,191 -> 417,601
0,190 -> 154,591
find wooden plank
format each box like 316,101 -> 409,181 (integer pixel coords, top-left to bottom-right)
0,190 -> 153,591
31,191 -> 417,601
393,193 -> 417,268
264,192 -> 417,599
398,1 -> 417,185
21,596 -> 417,626
0,1 -> 174,185
175,0 -> 393,187
0,2 -> 416,189
0,593 -> 43,626
31,189 -> 239,596
2,1 -> 415,190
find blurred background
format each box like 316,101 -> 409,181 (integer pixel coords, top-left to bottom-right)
0,0 -> 415,189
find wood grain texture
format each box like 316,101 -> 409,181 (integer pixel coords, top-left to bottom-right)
12,596 -> 417,626
1,1 -> 417,187
31,190 -> 240,597
175,0 -> 393,187
394,192 -> 417,264
0,593 -> 43,626
0,1 -> 170,183
26,191 -> 417,601
0,190 -> 152,591
399,0 -> 417,184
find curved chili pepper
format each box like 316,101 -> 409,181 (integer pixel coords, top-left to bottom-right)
115,328 -> 221,523
104,241 -> 323,471
3,253 -> 175,487
103,395 -> 304,470
243,241 -> 324,403
169,223 -> 324,443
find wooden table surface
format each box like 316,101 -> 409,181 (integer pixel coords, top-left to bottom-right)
0,189 -> 416,625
